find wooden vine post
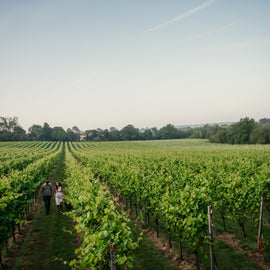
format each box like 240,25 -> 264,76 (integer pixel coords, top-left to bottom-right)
257,192 -> 264,252
208,205 -> 214,270
110,244 -> 117,270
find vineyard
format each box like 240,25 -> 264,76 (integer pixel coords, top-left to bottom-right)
0,142 -> 61,257
1,139 -> 270,269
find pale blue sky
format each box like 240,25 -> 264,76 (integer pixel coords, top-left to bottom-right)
1,0 -> 269,131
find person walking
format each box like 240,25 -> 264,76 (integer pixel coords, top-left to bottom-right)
41,180 -> 53,215
54,181 -> 64,214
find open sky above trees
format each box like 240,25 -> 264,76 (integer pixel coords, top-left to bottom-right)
0,0 -> 269,131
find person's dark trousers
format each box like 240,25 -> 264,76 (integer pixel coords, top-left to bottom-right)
43,195 -> 51,215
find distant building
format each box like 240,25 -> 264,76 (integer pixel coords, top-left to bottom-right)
80,134 -> 86,141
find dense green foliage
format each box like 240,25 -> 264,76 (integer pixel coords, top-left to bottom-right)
210,117 -> 270,144
68,140 -> 270,262
0,142 -> 58,177
64,145 -> 140,269
0,117 -> 80,142
1,140 -> 270,269
0,142 -> 61,246
84,118 -> 269,143
0,117 -> 27,141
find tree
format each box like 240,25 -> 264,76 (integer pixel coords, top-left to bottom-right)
209,128 -> 228,143
102,129 -> 111,141
41,122 -> 52,141
13,126 -> 27,141
0,116 -> 18,133
72,126 -> 81,133
259,118 -> 270,126
28,125 -> 43,141
251,126 -> 270,144
0,116 -> 27,141
109,127 -> 117,132
230,117 -> 258,144
120,125 -> 140,141
141,129 -> 153,140
209,117 -> 268,144
51,127 -> 70,141
150,127 -> 159,139
85,129 -> 98,141
158,124 -> 179,139
182,128 -> 193,138
109,127 -> 121,141
67,129 -> 80,141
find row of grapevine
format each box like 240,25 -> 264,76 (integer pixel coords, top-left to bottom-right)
0,142 -> 60,177
64,144 -> 140,269
0,141 -> 56,151
69,141 -> 270,264
0,141 -> 58,163
0,142 -> 62,251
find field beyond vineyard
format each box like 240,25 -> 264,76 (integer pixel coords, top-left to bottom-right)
1,139 -> 270,269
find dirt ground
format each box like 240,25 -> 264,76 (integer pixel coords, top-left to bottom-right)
114,196 -> 196,270
139,226 -> 195,270
215,231 -> 269,270
1,197 -> 42,269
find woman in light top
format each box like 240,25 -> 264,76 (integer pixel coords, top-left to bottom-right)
54,181 -> 64,214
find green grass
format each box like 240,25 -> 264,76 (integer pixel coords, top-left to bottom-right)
12,150 -> 77,270
132,209 -> 266,270
128,220 -> 176,270
211,239 -> 263,270
212,209 -> 270,264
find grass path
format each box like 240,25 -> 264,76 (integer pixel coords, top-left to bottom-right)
11,152 -> 77,270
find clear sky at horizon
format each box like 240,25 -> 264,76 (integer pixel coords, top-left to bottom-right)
1,0 -> 269,131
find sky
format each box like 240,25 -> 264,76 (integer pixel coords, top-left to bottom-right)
0,0 -> 270,131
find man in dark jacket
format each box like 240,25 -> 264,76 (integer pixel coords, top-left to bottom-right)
41,180 -> 53,215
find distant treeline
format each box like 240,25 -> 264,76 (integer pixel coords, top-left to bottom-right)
209,117 -> 270,144
0,116 -> 270,144
0,117 -> 80,142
